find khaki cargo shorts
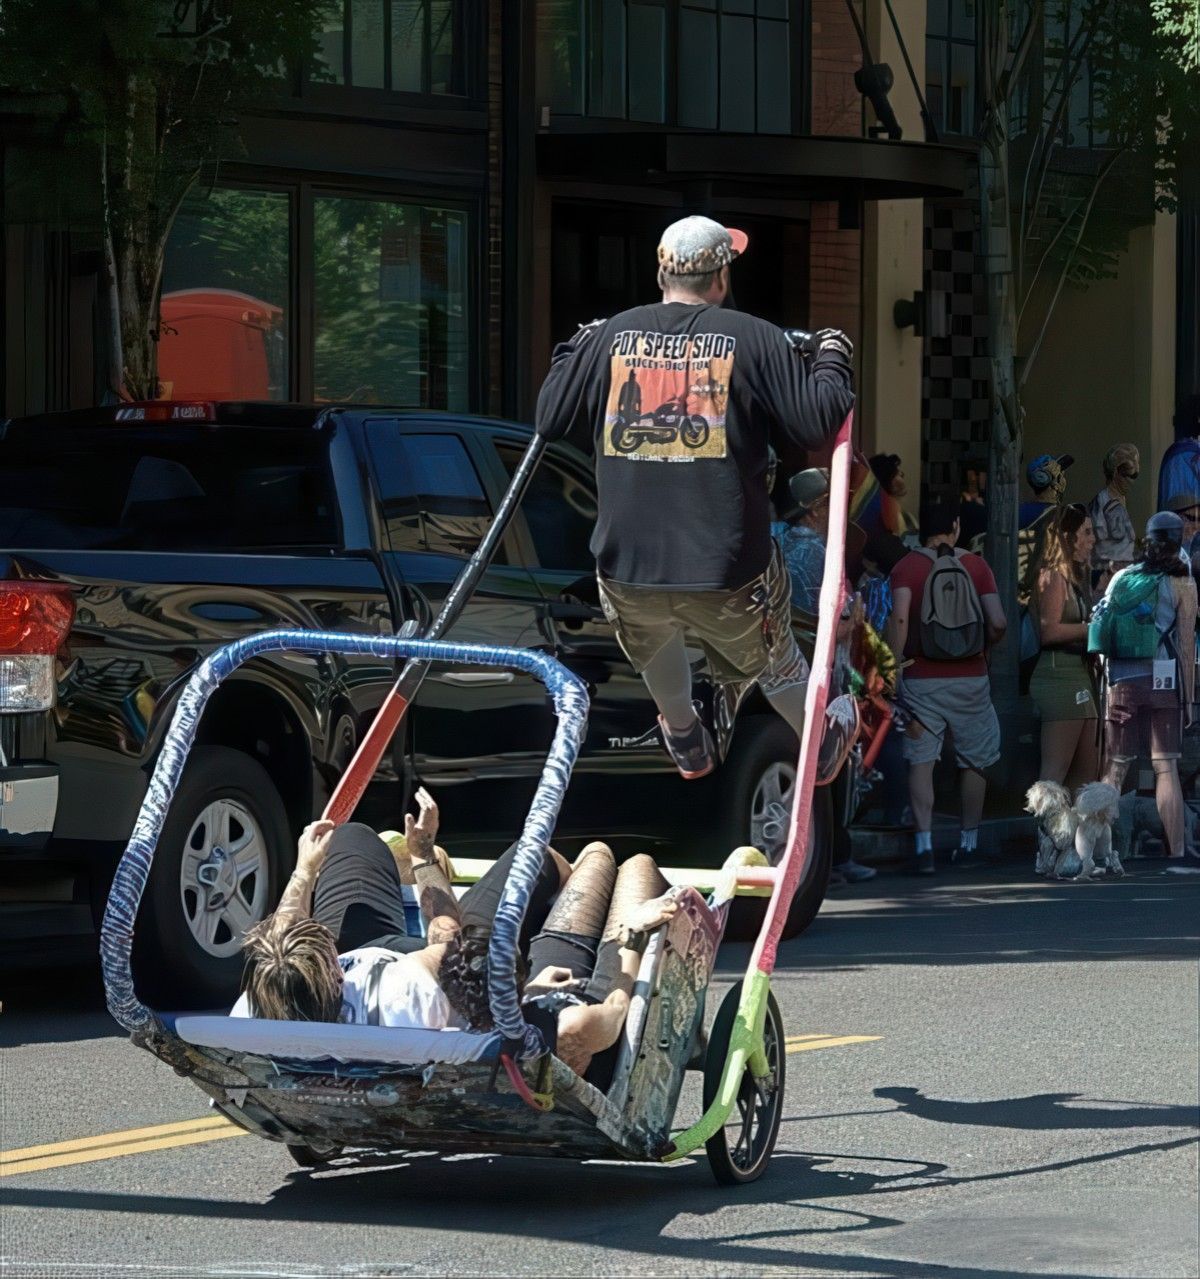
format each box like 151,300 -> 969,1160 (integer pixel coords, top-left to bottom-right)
597,542 -> 805,685
900,675 -> 1001,772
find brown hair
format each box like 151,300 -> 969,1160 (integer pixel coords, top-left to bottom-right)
240,916 -> 343,1022
437,925 -> 527,1031
1034,503 -> 1091,600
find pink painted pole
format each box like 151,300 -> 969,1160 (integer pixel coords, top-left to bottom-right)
749,411 -> 853,977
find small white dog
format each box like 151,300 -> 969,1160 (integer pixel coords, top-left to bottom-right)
1026,781 -> 1080,879
1025,780 -> 1123,880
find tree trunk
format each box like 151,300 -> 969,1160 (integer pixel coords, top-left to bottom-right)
980,136 -> 1023,718
107,72 -> 166,401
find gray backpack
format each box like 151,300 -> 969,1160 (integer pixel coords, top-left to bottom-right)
917,546 -> 986,661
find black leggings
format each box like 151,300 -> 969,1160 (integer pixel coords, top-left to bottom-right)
312,823 -> 562,955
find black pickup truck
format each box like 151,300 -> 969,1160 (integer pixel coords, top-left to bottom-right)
0,402 -> 831,1005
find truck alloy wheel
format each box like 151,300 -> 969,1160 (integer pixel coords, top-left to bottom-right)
180,799 -> 270,959
134,745 -> 290,1008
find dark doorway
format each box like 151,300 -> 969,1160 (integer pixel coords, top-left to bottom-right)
549,201 -> 810,348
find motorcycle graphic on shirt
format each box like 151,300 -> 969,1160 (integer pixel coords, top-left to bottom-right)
610,391 -> 710,453
603,330 -> 735,461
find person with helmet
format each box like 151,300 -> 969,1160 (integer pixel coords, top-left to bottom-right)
1093,510 -> 1196,860
1018,453 -> 1074,603
1088,444 -> 1141,585
535,215 -> 854,779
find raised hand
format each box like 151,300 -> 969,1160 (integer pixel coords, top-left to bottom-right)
403,786 -> 440,862
296,819 -> 336,876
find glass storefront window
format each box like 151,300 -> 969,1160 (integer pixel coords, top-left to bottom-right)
161,189 -> 291,402
313,196 -> 469,410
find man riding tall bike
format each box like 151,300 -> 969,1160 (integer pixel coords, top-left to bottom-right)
536,215 -> 854,778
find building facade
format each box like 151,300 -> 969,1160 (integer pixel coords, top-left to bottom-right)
1,1 -> 1187,532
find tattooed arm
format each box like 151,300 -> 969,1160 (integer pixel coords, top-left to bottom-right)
266,819 -> 336,935
405,788 -> 462,942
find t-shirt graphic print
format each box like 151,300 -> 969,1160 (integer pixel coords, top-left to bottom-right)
603,329 -> 734,462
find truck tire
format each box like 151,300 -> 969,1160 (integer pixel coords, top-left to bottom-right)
133,746 -> 291,1010
719,718 -> 832,944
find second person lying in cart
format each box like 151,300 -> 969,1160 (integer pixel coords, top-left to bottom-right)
233,789 -> 677,1086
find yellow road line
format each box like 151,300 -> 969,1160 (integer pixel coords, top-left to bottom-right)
0,1115 -> 244,1179
1,1036 -> 882,1179
786,1034 -> 882,1054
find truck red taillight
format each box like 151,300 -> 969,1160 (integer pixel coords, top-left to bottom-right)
0,583 -> 75,712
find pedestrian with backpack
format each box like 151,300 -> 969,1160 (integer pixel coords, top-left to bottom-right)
1090,511 -> 1197,859
887,499 -> 1008,874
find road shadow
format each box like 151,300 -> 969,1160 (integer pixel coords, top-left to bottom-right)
777,865 -> 1200,970
5,1135 -> 1187,1279
873,1087 -> 1200,1132
0,964 -> 122,1047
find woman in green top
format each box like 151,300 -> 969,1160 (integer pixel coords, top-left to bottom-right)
1029,504 -> 1099,786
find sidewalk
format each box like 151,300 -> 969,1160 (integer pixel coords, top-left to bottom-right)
849,813 -> 1037,868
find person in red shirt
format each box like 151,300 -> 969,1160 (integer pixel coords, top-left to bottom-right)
887,500 -> 1008,873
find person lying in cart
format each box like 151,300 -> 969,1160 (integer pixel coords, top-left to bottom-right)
232,789 -> 678,1087
535,214 -> 855,780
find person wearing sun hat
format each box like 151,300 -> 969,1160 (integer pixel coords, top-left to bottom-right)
535,214 -> 854,780
1088,443 -> 1141,585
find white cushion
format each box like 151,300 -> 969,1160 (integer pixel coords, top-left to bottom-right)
174,1015 -> 499,1066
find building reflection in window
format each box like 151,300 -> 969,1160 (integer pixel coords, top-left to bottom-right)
314,0 -> 466,95
160,188 -> 291,402
313,196 -> 469,410
925,0 -> 976,138
539,0 -> 792,133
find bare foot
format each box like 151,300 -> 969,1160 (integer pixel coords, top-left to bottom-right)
619,891 -> 679,944
427,914 -> 461,944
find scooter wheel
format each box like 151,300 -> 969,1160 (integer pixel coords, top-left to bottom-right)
703,984 -> 785,1185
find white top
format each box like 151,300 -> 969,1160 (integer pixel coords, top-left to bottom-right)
231,945 -> 466,1031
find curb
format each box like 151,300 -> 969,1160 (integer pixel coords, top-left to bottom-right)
849,814 -> 1038,868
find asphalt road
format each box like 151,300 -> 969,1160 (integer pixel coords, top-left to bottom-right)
2,860 -> 1197,1279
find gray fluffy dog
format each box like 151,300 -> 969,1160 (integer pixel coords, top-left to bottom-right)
1025,781 -> 1123,879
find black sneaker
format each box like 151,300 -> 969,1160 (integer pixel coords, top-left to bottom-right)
658,715 -> 716,780
913,850 -> 935,876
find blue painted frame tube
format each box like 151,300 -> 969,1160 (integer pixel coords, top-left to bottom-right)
99,630 -> 589,1060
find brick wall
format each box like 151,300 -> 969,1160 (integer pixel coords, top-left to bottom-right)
808,200 -> 861,349
810,0 -> 862,137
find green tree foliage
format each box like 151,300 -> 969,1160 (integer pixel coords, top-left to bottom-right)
0,0 -> 332,398
978,0 -> 1199,707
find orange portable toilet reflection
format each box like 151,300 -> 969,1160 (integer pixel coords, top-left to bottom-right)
158,289 -> 283,400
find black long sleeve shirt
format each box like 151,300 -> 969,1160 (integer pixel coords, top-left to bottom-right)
536,301 -> 854,590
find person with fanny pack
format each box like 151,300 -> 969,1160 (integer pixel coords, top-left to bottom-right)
1091,510 -> 1197,859
887,498 -> 1008,874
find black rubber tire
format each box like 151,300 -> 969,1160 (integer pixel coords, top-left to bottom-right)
682,416 -> 710,448
288,1141 -> 344,1168
703,984 -> 786,1185
611,422 -> 639,453
720,717 -> 833,944
133,746 -> 291,1010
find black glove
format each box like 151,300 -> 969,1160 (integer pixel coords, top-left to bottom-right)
813,328 -> 854,362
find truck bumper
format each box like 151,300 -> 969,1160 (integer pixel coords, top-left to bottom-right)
0,765 -> 59,848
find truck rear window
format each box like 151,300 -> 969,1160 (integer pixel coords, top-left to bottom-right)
0,425 -> 337,552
